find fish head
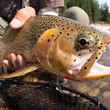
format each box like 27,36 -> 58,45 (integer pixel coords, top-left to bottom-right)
35,22 -> 104,79
52,24 -> 104,76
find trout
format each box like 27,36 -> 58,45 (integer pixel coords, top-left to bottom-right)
0,15 -> 110,80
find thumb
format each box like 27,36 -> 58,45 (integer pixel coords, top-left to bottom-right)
10,7 -> 36,29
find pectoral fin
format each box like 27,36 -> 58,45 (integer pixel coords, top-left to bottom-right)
0,64 -> 39,79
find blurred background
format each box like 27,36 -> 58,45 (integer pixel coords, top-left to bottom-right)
64,0 -> 110,23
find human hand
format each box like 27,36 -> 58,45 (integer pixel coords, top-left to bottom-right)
2,7 -> 36,73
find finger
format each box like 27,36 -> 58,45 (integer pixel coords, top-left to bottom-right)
2,59 -> 9,66
8,53 -> 17,69
1,59 -> 9,73
9,18 -> 23,29
16,54 -> 25,68
10,7 -> 36,29
2,64 -> 8,73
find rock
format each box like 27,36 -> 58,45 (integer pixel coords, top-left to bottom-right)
64,7 -> 90,25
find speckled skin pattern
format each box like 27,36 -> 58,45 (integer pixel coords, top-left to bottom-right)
1,16 -> 104,71
0,16 -> 108,110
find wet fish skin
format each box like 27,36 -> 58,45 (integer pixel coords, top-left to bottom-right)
0,15 -> 105,78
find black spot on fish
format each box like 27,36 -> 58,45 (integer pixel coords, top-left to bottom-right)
67,27 -> 69,29
51,34 -> 54,37
74,59 -> 76,62
71,29 -> 74,31
48,39 -> 50,42
62,28 -> 65,30
59,32 -> 62,35
84,67 -> 87,69
67,33 -> 69,36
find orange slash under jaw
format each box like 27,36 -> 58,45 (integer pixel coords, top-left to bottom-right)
84,62 -> 110,80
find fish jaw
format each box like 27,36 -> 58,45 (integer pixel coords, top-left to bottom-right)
67,53 -> 92,74
64,61 -> 110,81
81,62 -> 110,80
34,27 -> 103,80
65,37 -> 110,81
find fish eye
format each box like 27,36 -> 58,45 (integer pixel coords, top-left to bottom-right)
78,37 -> 89,46
75,33 -> 95,51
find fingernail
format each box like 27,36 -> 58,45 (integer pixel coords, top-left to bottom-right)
10,18 -> 23,29
10,7 -> 36,29
3,59 -> 9,66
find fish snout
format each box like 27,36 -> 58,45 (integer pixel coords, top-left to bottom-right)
67,53 -> 92,75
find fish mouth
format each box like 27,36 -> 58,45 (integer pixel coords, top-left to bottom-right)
66,52 -> 110,80
66,61 -> 110,80
67,53 -> 92,74
69,49 -> 94,70
65,55 -> 91,80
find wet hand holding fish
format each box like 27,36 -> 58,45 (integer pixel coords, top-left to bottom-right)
0,15 -> 110,81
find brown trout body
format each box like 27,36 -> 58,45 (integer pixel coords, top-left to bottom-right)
0,15 -> 109,80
